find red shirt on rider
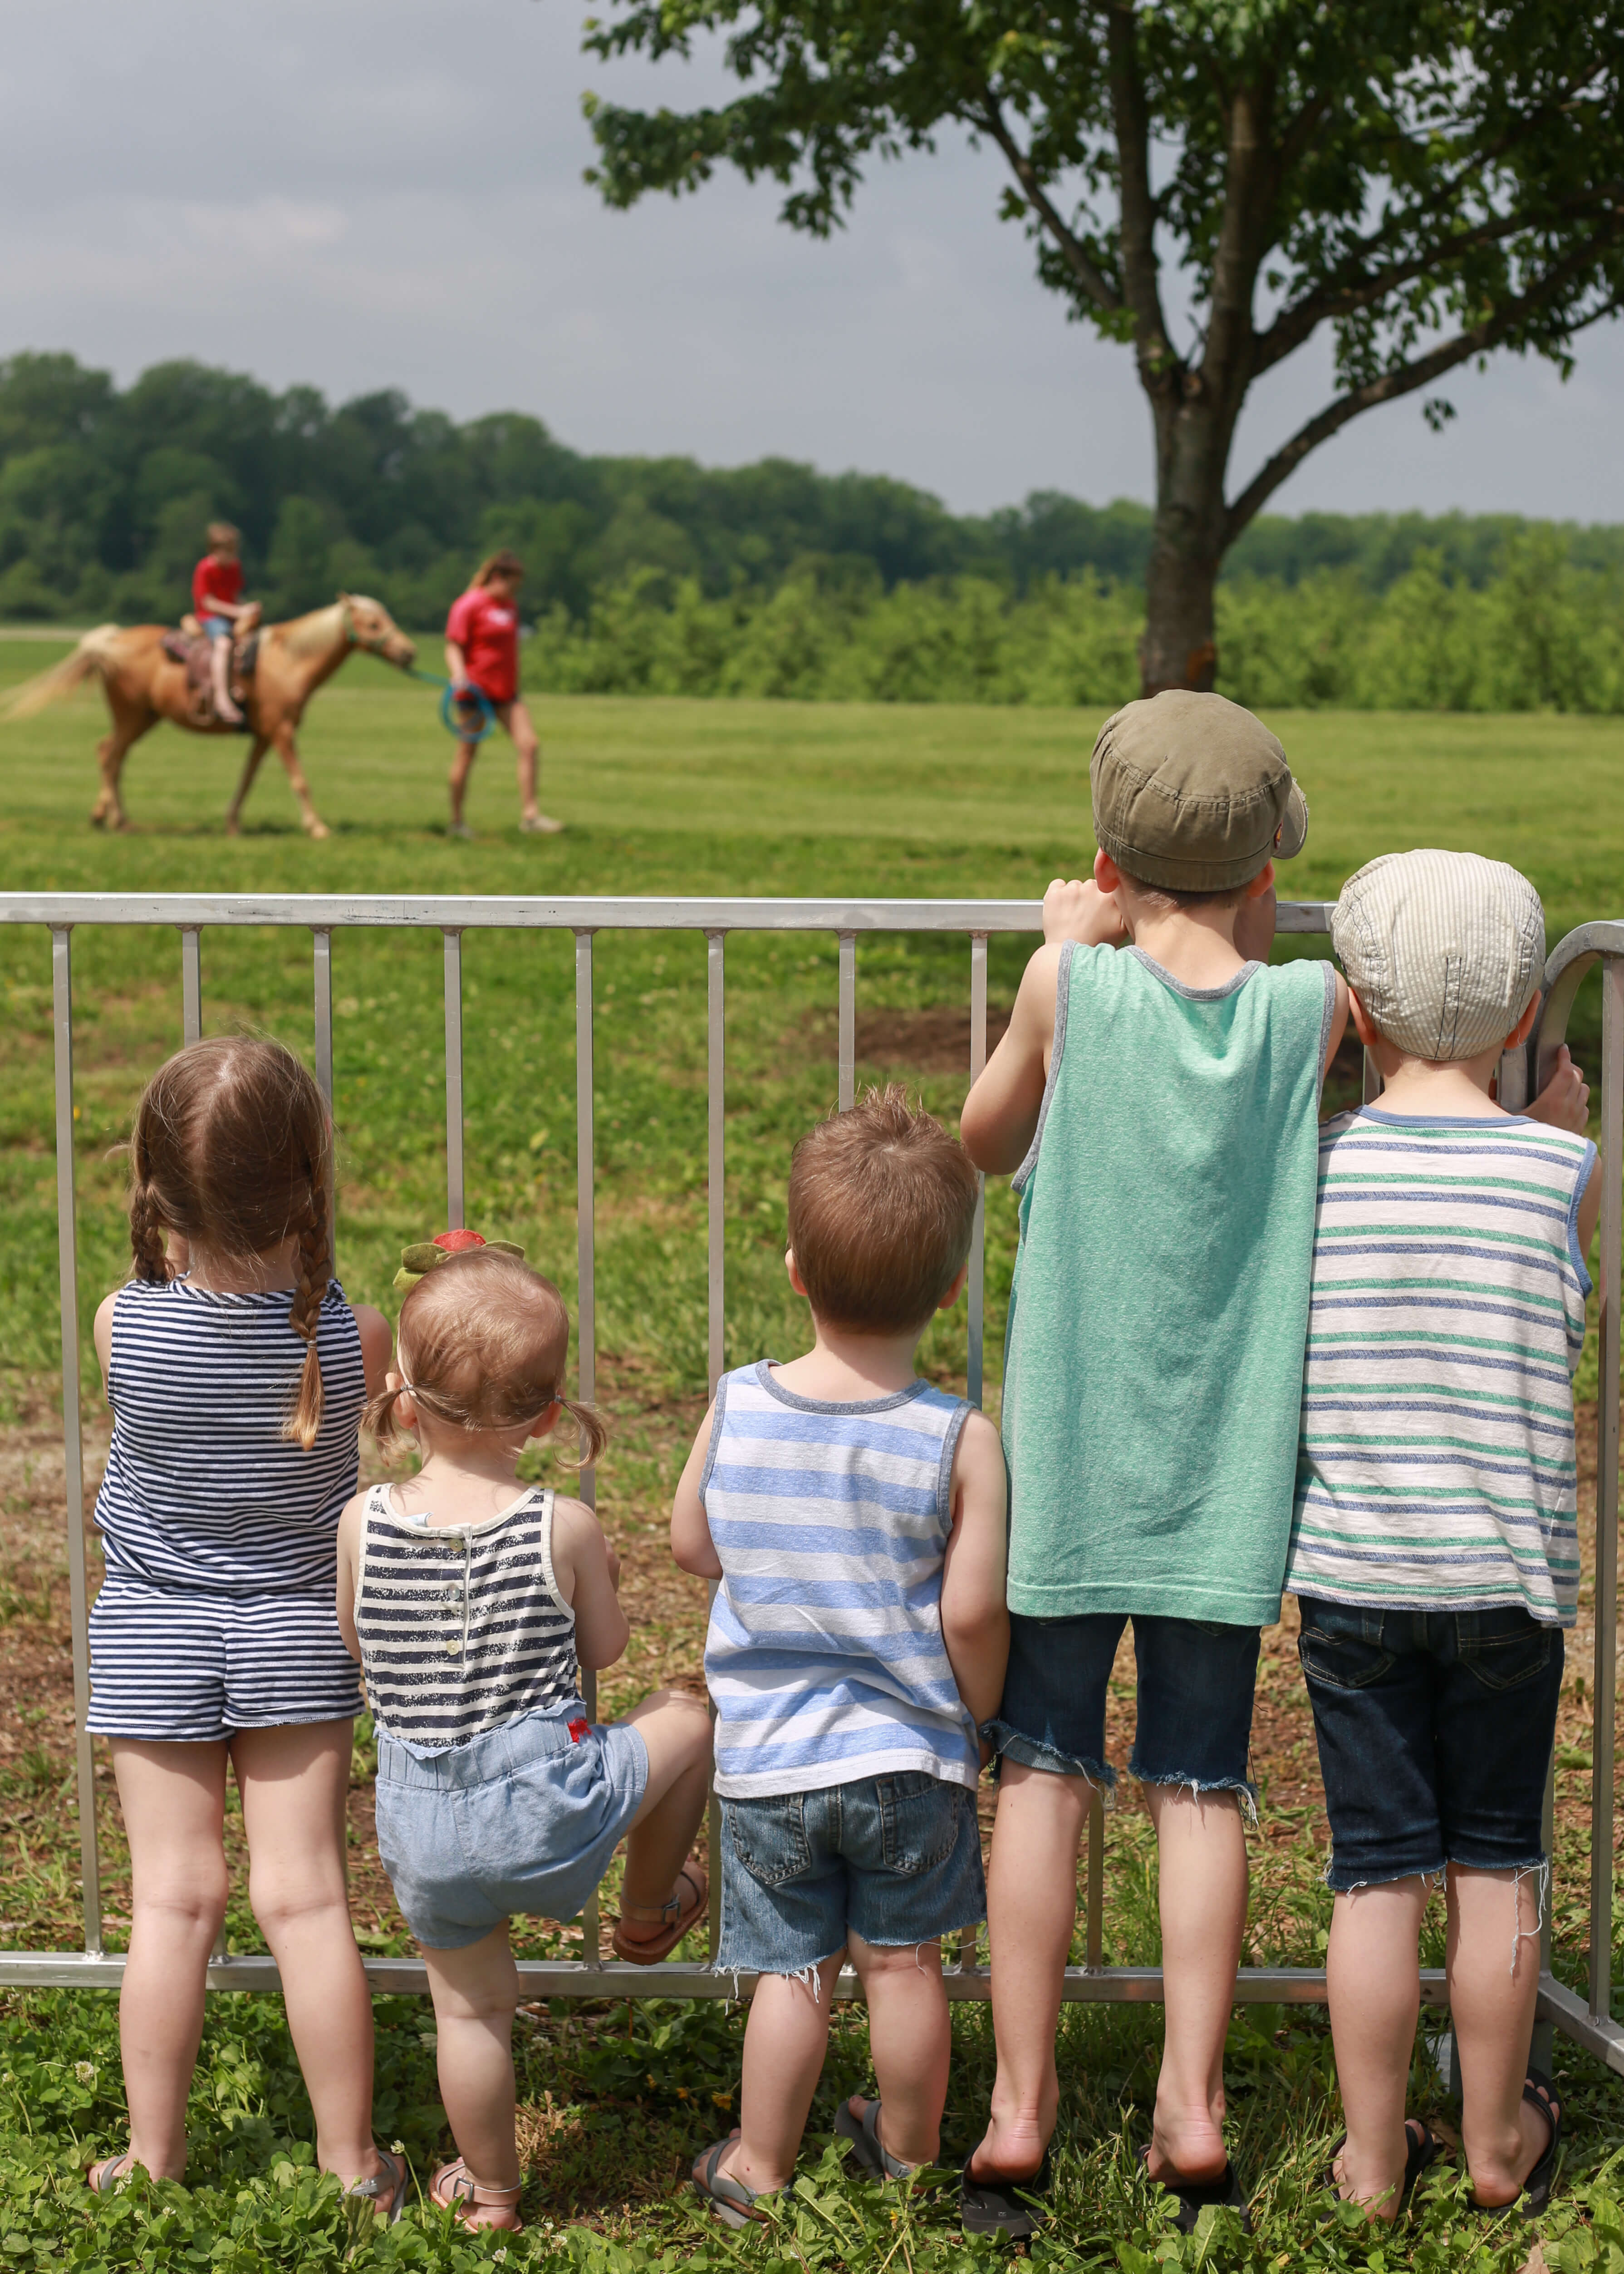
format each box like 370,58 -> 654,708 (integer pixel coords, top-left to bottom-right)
446,584 -> 519,706
192,554 -> 244,619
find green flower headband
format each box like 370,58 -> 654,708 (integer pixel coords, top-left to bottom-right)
393,1227 -> 525,1292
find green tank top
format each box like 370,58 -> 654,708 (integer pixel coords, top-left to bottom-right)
1001,943 -> 1335,1626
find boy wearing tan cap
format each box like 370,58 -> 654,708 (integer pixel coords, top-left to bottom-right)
959,690 -> 1349,2233
1289,849 -> 1596,2223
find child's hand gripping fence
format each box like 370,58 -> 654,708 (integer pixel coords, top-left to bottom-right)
1,887 -> 1618,2086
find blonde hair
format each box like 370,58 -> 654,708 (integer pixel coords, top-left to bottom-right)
471,550 -> 524,589
788,1085 -> 979,1334
367,1249 -> 606,1466
128,1036 -> 331,1450
206,521 -> 241,551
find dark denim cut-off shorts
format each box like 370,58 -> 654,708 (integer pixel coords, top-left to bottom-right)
1297,1598 -> 1564,1891
986,1611 -> 1261,1797
716,1772 -> 985,1977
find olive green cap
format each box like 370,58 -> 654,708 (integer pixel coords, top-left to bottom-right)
1090,690 -> 1309,893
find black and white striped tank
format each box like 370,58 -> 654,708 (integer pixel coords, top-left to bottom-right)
94,1275 -> 366,1595
353,1485 -> 580,1750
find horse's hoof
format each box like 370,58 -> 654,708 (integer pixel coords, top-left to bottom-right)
306,821 -> 331,842
89,810 -> 107,830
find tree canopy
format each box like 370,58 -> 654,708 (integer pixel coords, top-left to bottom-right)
583,0 -> 1624,689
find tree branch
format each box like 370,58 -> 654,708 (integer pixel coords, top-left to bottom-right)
1105,1 -> 1175,378
1225,236 -> 1624,544
974,102 -> 1122,314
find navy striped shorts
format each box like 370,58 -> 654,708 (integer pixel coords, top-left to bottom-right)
88,1576 -> 363,1742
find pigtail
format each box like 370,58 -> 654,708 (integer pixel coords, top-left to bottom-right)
363,1380 -> 411,1456
552,1392 -> 609,1470
284,1186 -> 329,1452
128,1177 -> 170,1285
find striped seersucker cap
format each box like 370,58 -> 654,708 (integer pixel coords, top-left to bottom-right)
1331,848 -> 1546,1063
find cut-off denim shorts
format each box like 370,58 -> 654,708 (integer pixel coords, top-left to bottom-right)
1297,1598 -> 1564,1892
987,1610 -> 1261,1799
374,1705 -> 648,1950
716,1771 -> 985,1977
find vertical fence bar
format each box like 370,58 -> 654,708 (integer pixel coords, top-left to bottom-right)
967,935 -> 988,1412
444,930 -> 465,1231
707,933 -> 727,1954
1591,959 -> 1623,2022
837,933 -> 856,1112
180,927 -> 202,1044
53,928 -> 102,1956
1085,1789 -> 1105,1970
575,939 -> 599,1967
574,932 -> 600,1965
312,930 -> 334,1109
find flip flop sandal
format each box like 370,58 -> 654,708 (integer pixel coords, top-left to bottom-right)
836,2099 -> 913,2180
692,2136 -> 772,2229
613,1865 -> 707,1964
346,2146 -> 411,2225
960,2146 -> 1052,2236
430,2156 -> 524,2231
1322,2120 -> 1441,2212
85,2151 -> 134,2195
1467,2069 -> 1561,2217
1139,2144 -> 1253,2234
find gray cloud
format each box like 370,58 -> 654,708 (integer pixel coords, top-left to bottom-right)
5,0 -> 1623,518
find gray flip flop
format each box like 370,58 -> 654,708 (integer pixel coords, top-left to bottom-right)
692,2137 -> 772,2229
345,2145 -> 409,2225
836,2099 -> 912,2180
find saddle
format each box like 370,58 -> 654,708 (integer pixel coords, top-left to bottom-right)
162,610 -> 262,731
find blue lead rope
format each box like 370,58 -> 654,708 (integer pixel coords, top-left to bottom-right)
402,665 -> 497,743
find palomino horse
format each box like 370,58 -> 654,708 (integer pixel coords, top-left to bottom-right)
0,594 -> 417,839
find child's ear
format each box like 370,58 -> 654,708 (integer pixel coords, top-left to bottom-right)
1093,848 -> 1124,896
1346,986 -> 1380,1052
938,1260 -> 971,1311
785,1248 -> 810,1299
1506,994 -> 1541,1051
1244,858 -> 1276,899
526,1400 -> 561,1443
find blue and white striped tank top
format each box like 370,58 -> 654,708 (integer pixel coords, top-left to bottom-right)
94,1275 -> 365,1595
1286,1110 -> 1595,1625
702,1362 -> 979,1800
353,1485 -> 580,1750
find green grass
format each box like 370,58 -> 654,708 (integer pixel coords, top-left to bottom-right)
0,644 -> 1621,2269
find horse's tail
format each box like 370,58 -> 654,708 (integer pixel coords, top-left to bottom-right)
0,625 -> 123,722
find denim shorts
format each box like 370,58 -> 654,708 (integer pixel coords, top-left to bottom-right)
1297,1598 -> 1564,1891
374,1706 -> 648,1950
716,1772 -> 985,1977
987,1611 -> 1261,1797
201,614 -> 233,640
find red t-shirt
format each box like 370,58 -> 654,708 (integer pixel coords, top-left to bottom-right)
446,586 -> 519,705
192,556 -> 243,616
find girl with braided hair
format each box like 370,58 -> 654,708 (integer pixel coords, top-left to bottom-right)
84,1036 -> 406,2217
334,1247 -> 712,2231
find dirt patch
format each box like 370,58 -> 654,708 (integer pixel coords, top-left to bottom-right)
794,1004 -> 1015,1077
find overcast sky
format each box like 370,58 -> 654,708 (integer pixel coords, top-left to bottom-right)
5,0 -> 1623,521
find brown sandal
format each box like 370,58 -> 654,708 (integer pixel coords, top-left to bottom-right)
430,2157 -> 524,2230
612,1865 -> 708,1964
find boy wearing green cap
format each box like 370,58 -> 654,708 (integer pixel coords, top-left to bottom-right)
958,691 -> 1348,2234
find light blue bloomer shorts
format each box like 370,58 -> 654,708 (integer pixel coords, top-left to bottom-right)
374,1705 -> 648,1950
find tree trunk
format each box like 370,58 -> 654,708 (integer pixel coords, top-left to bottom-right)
1138,398 -> 1229,696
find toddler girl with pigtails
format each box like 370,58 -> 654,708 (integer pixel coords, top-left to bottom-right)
335,1245 -> 711,2232
85,1036 -> 406,2215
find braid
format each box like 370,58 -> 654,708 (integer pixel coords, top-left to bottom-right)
283,1183 -> 329,1451
128,1179 -> 170,1285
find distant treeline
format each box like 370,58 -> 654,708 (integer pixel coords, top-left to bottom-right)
2,349 -> 1623,711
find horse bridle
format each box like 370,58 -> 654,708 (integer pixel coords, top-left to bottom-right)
339,597 -> 404,661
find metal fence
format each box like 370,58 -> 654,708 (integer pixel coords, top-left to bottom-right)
0,892 -> 1616,2078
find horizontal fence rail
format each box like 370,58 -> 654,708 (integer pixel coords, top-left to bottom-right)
0,893 -> 1617,2080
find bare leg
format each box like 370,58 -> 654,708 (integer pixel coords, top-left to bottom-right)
422,1925 -> 524,2217
1143,1783 -> 1247,2187
719,1954 -> 845,2194
1447,1865 -> 1555,2206
271,722 -> 329,840
970,1763 -> 1090,2182
225,736 -> 270,833
847,1931 -> 951,2167
1325,1875 -> 1431,2216
210,637 -> 243,726
613,1689 -> 712,1939
504,700 -> 559,830
109,1738 -> 231,2179
235,1722 -> 382,2188
449,736 -> 478,831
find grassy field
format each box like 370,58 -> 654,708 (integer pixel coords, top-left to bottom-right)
0,638 -> 1620,2270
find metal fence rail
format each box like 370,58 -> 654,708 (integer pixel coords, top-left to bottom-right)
0,893 -> 1617,2077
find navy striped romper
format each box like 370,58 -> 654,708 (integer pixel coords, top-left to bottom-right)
87,1275 -> 366,1742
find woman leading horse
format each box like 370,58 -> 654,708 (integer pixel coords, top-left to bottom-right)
444,550 -> 561,837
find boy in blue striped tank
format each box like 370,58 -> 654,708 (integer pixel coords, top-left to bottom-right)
672,1088 -> 1010,2226
1288,851 -> 1597,2223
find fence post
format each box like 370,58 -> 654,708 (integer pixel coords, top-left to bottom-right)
573,932 -> 601,1968
180,927 -> 202,1045
443,930 -> 465,1231
1592,960 -> 1622,2023
706,933 -> 727,1955
838,933 -> 856,1113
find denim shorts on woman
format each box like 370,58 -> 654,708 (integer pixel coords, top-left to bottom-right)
716,1772 -> 985,1977
374,1705 -> 648,1950
1297,1599 -> 1563,1892
986,1611 -> 1261,1797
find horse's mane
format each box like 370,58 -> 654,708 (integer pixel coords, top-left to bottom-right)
278,600 -> 347,660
